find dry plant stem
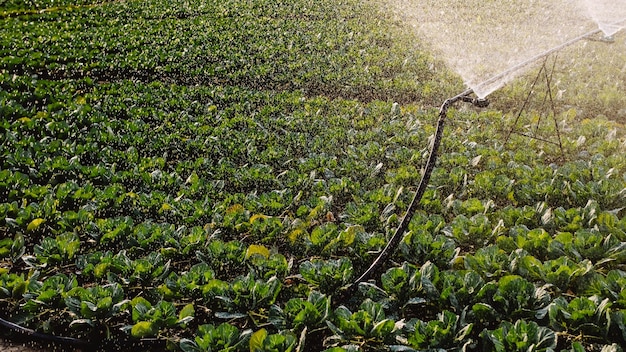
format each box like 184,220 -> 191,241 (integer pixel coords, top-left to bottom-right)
348,89 -> 472,291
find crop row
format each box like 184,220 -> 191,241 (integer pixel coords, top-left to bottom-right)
0,0 -> 457,105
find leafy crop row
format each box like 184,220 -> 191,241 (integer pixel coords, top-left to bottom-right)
2,0 -> 626,351
0,0 -> 456,104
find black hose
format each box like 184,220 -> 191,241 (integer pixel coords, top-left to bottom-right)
0,316 -> 166,351
0,316 -> 93,348
337,89 -> 481,303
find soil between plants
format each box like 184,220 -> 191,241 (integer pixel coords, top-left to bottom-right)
0,338 -> 52,352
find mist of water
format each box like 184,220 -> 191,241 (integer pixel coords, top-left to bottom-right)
583,0 -> 626,36
388,0 -> 626,98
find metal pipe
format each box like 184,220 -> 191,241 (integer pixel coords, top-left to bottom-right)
474,18 -> 626,94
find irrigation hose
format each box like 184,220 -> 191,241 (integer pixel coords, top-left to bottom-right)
337,89 -> 477,303
0,316 -> 92,348
0,315 -> 166,351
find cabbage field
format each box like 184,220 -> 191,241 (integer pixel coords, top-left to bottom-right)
2,0 -> 626,351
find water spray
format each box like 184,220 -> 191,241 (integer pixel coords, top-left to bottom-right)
471,17 -> 626,98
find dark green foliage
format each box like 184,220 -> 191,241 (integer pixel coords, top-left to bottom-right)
180,323 -> 251,352
300,258 -> 353,294
269,291 -> 330,331
406,310 -> 473,350
481,319 -> 557,352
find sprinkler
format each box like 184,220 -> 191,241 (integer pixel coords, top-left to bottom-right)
461,95 -> 490,108
339,17 -> 626,302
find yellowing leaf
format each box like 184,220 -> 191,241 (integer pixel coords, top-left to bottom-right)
94,263 -> 110,278
17,117 -> 31,123
158,284 -> 175,299
27,218 -> 45,232
507,191 -> 517,205
288,228 -> 304,243
159,203 -> 172,212
249,214 -> 269,224
179,303 -> 195,320
75,96 -> 86,105
12,281 -> 27,298
451,256 -> 465,270
160,247 -> 177,257
131,321 -> 157,338
250,328 -> 267,352
226,204 -> 244,214
246,244 -> 270,259
341,225 -> 363,246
